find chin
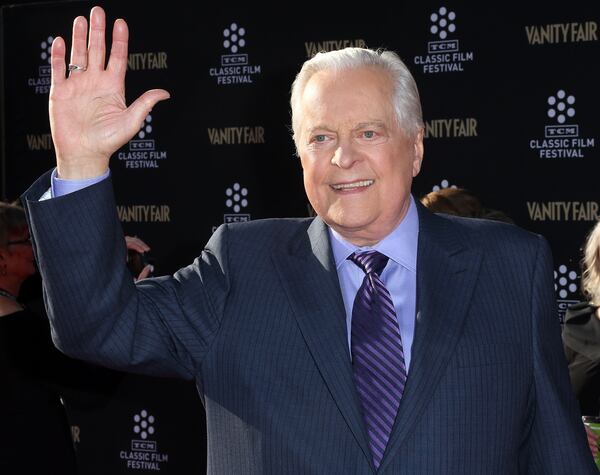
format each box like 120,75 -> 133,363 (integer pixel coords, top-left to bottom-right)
328,216 -> 374,235
336,208 -> 374,226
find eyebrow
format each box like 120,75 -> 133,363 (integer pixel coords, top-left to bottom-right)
306,126 -> 336,135
306,121 -> 387,135
353,121 -> 387,130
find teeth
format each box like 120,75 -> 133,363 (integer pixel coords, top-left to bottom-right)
331,180 -> 374,190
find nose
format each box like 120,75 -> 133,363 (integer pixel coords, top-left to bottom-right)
330,139 -> 360,169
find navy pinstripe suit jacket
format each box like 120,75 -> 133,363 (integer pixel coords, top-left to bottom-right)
23,172 -> 596,474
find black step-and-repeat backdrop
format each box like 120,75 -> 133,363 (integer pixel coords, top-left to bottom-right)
1,1 -> 599,473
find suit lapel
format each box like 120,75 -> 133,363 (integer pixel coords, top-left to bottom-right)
271,217 -> 373,467
379,205 -> 483,472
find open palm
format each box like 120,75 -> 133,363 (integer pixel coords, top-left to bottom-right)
49,6 -> 169,179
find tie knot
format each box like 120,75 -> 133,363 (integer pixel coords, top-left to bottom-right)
348,250 -> 389,276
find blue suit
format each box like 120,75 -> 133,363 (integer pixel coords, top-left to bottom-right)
23,172 -> 596,474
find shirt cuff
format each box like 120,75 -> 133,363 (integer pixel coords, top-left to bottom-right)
51,168 -> 110,198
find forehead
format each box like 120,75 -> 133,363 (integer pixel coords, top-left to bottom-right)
299,67 -> 395,129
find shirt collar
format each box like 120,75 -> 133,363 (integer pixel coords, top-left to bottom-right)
328,195 -> 419,273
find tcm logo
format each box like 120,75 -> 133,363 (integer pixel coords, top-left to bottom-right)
209,22 -> 261,84
133,409 -> 155,441
129,114 -> 154,150
120,409 -> 169,470
131,440 -> 157,452
529,89 -> 595,158
131,114 -> 155,150
414,6 -> 474,74
428,6 -> 458,53
224,183 -> 250,224
554,265 -> 579,323
118,113 -> 168,169
222,22 -> 247,65
545,90 -> 577,137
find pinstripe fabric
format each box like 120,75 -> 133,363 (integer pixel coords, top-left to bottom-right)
21,171 -> 598,474
349,251 -> 406,469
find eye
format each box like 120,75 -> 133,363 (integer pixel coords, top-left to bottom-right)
362,130 -> 376,139
309,134 -> 332,146
355,127 -> 388,145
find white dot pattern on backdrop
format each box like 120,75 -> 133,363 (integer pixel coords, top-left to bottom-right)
430,7 -> 456,39
547,90 -> 575,124
554,265 -> 578,299
133,410 -> 155,440
40,36 -> 54,64
138,114 -> 153,139
432,179 -> 458,192
223,23 -> 246,53
225,183 -> 249,213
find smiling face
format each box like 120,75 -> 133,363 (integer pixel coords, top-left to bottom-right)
297,66 -> 424,246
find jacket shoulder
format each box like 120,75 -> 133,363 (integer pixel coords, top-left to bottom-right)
437,212 -> 543,250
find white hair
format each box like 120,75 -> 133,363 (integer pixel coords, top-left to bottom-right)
582,220 -> 600,306
290,47 -> 423,147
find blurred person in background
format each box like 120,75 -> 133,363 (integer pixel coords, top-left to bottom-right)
563,220 -> 600,415
0,200 -> 77,474
563,220 -> 600,458
0,199 -> 152,474
420,187 -> 514,224
420,187 -> 484,218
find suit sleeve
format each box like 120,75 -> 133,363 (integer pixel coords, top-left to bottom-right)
21,171 -> 230,380
520,235 -> 597,473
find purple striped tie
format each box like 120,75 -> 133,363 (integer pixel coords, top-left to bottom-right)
349,250 -> 407,469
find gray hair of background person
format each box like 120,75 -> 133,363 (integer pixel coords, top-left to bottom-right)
582,220 -> 600,306
290,48 -> 424,148
0,202 -> 27,247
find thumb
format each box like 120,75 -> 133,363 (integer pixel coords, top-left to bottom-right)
125,89 -> 171,137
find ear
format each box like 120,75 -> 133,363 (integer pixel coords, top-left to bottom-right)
412,127 -> 425,177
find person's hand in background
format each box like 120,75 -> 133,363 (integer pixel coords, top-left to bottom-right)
125,235 -> 152,281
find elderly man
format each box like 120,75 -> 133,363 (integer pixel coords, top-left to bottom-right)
22,6 -> 595,474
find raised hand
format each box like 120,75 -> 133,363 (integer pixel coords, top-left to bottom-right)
49,6 -> 170,179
